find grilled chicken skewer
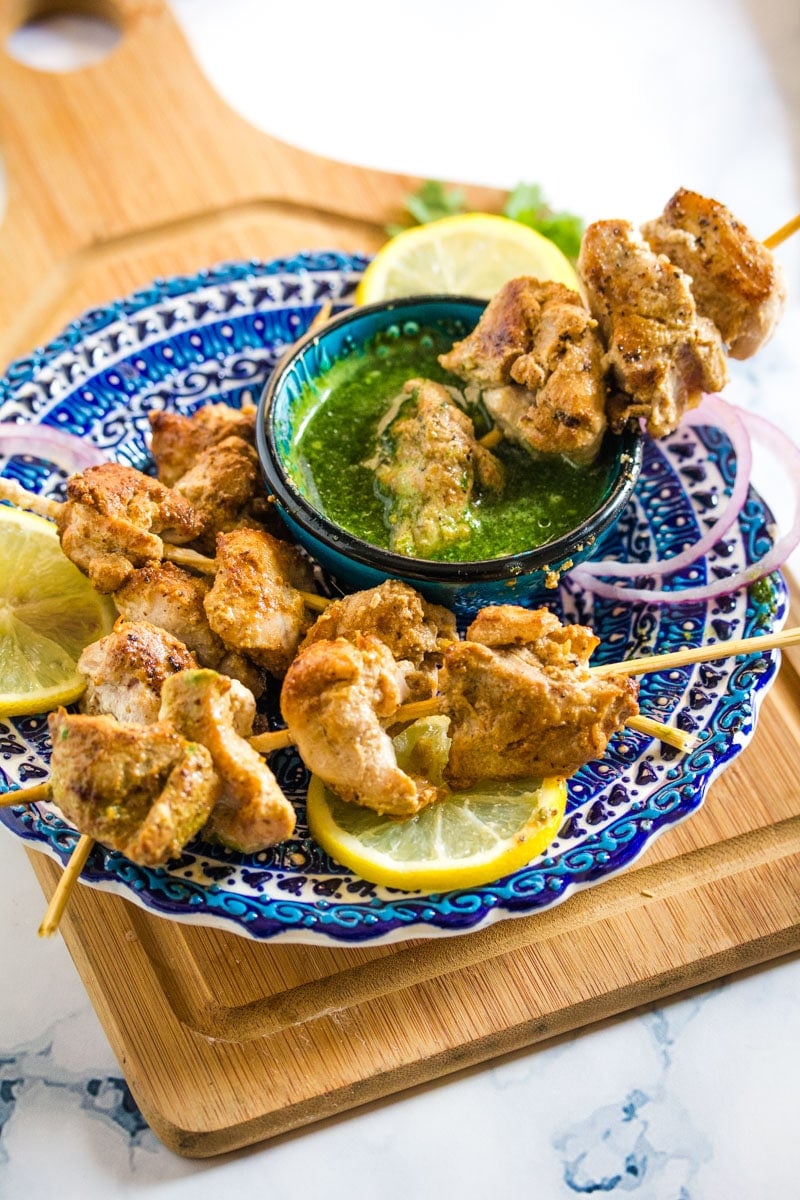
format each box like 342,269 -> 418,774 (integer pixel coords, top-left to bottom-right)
442,190 -> 790,457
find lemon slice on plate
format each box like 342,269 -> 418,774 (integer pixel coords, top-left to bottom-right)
307,772 -> 568,892
0,506 -> 116,717
355,212 -> 581,304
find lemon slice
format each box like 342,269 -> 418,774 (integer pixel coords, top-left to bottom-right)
307,772 -> 568,892
356,212 -> 581,304
0,505 -> 116,717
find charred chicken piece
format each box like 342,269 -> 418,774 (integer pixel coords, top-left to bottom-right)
440,605 -> 639,788
113,560 -> 267,698
56,462 -> 205,593
114,561 -> 225,668
48,708 -> 219,867
375,378 -> 505,558
159,669 -> 295,853
77,617 -> 198,725
149,403 -> 257,487
641,188 -> 786,360
440,277 -> 608,464
578,220 -> 728,437
299,579 -> 457,700
281,635 -> 440,817
204,527 -> 317,678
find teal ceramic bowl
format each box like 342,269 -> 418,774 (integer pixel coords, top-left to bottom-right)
256,296 -> 642,613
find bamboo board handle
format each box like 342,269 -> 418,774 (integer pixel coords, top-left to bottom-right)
0,1 -> 507,362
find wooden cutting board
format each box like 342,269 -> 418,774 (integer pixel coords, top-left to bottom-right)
3,0 -> 799,1159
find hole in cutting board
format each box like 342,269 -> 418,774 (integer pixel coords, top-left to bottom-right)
6,7 -> 121,71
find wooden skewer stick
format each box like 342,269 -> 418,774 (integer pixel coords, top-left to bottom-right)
0,477 -> 61,520
0,781 -> 51,807
763,213 -> 800,250
162,545 -> 329,611
250,705 -> 693,755
38,833 -> 94,938
589,625 -> 800,679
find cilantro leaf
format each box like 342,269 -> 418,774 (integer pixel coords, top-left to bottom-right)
503,182 -> 585,262
385,180 -> 468,236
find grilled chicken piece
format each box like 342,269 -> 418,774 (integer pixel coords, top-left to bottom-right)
440,605 -> 639,788
281,635 -> 440,817
113,561 -> 267,698
114,561 -> 225,667
204,527 -> 317,677
172,436 -> 265,551
48,708 -> 219,867
375,378 -> 505,558
77,618 -> 198,724
579,220 -> 728,437
440,278 -> 608,464
149,403 -> 257,486
641,188 -> 786,359
159,669 -> 295,853
299,579 -> 457,700
55,462 -> 205,593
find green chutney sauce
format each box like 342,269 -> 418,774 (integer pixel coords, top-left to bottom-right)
288,321 -> 614,562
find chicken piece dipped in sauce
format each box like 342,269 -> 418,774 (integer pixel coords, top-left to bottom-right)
149,403 -> 257,486
77,617 -> 198,725
281,634 -> 441,817
48,708 -> 219,867
56,462 -> 205,593
641,188 -> 786,360
299,579 -> 457,700
578,220 -> 728,437
440,277 -> 608,464
440,605 -> 639,788
375,378 -> 505,558
159,669 -> 296,853
204,527 -> 318,677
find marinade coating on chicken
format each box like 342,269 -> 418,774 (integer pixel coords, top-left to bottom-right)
114,561 -> 226,667
441,604 -> 639,788
159,669 -> 295,853
299,579 -> 457,700
439,278 -> 608,464
149,403 -> 257,486
171,436 -> 264,550
641,188 -> 786,360
578,220 -> 728,438
56,462 -> 205,593
204,527 -> 317,677
375,378 -> 505,558
48,708 -> 219,867
281,635 -> 440,817
77,617 -> 198,725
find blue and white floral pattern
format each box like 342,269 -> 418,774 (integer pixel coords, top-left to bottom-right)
0,254 -> 788,944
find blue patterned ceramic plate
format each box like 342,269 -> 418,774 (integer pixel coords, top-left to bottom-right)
0,254 -> 788,944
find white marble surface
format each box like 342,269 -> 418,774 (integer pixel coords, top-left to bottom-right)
1,1 -> 799,1195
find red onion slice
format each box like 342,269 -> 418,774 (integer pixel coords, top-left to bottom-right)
575,395 -> 752,579
571,401 -> 800,604
0,422 -> 108,474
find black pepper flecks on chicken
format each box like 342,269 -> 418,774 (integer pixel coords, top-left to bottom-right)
440,277 -> 608,464
641,188 -> 786,360
578,220 -> 728,437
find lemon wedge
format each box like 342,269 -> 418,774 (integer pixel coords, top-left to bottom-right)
355,212 -> 581,304
307,772 -> 568,892
0,505 -> 116,717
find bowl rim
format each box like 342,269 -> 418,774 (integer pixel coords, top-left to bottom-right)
256,294 -> 644,584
